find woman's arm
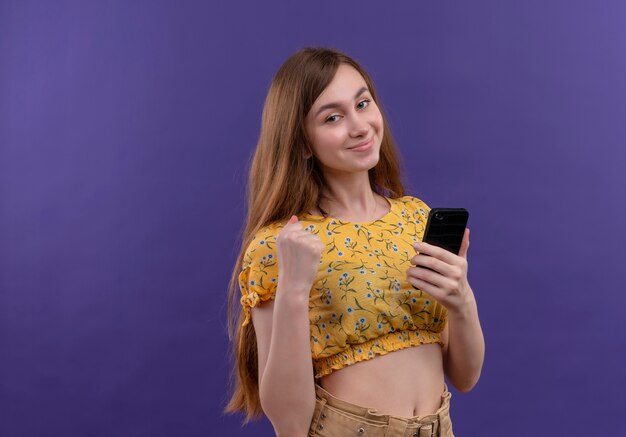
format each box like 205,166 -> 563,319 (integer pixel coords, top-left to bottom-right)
407,228 -> 485,393
252,286 -> 316,437
250,216 -> 324,437
440,294 -> 485,392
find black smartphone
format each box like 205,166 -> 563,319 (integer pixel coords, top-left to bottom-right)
422,208 -> 469,256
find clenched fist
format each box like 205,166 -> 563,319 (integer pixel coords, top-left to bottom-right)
276,215 -> 325,292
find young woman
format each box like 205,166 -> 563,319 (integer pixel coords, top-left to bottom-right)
226,47 -> 485,437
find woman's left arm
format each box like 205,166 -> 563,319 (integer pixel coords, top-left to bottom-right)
406,228 -> 485,393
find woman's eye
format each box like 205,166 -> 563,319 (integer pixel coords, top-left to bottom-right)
325,99 -> 371,123
358,99 -> 371,109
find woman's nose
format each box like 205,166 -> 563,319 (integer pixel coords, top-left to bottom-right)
348,117 -> 369,137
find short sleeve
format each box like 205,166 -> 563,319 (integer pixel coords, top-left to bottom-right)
238,225 -> 280,327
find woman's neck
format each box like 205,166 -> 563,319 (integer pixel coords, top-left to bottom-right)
319,172 -> 387,218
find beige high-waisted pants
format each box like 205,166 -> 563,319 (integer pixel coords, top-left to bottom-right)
308,383 -> 454,437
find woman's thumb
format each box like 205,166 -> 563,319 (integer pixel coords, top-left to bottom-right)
288,215 -> 299,224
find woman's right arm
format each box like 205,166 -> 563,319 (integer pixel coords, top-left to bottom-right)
251,216 -> 324,437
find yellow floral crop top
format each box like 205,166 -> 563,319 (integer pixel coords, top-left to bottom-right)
238,195 -> 448,379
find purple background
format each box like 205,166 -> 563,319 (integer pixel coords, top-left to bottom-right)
1,1 -> 625,436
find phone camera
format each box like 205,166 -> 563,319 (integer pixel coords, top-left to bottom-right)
434,212 -> 444,220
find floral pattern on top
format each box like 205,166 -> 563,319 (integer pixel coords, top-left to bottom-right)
238,195 -> 447,379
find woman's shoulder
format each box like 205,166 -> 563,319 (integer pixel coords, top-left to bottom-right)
251,221 -> 284,239
246,222 -> 282,250
241,224 -> 279,272
395,194 -> 431,212
242,218 -> 294,259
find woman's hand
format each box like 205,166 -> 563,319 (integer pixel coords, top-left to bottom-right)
406,228 -> 474,315
276,215 -> 325,293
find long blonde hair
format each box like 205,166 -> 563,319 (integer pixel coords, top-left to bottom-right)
225,46 -> 407,422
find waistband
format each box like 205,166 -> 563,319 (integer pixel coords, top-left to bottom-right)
312,383 -> 451,434
312,330 -> 443,379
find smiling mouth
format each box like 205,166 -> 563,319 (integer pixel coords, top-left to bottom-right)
348,137 -> 374,150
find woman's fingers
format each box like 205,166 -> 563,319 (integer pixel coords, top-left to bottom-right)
410,253 -> 457,277
413,241 -> 460,265
406,266 -> 456,290
406,274 -> 445,301
407,235 -> 471,310
411,240 -> 468,280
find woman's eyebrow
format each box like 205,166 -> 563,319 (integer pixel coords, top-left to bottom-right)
315,86 -> 370,117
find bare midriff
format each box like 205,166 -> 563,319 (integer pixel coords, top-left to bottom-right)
318,343 -> 446,417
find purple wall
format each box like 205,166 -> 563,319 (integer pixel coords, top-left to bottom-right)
1,1 -> 625,436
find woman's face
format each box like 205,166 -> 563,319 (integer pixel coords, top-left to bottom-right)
304,64 -> 384,177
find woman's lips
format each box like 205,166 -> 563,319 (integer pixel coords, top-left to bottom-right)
348,138 -> 374,152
